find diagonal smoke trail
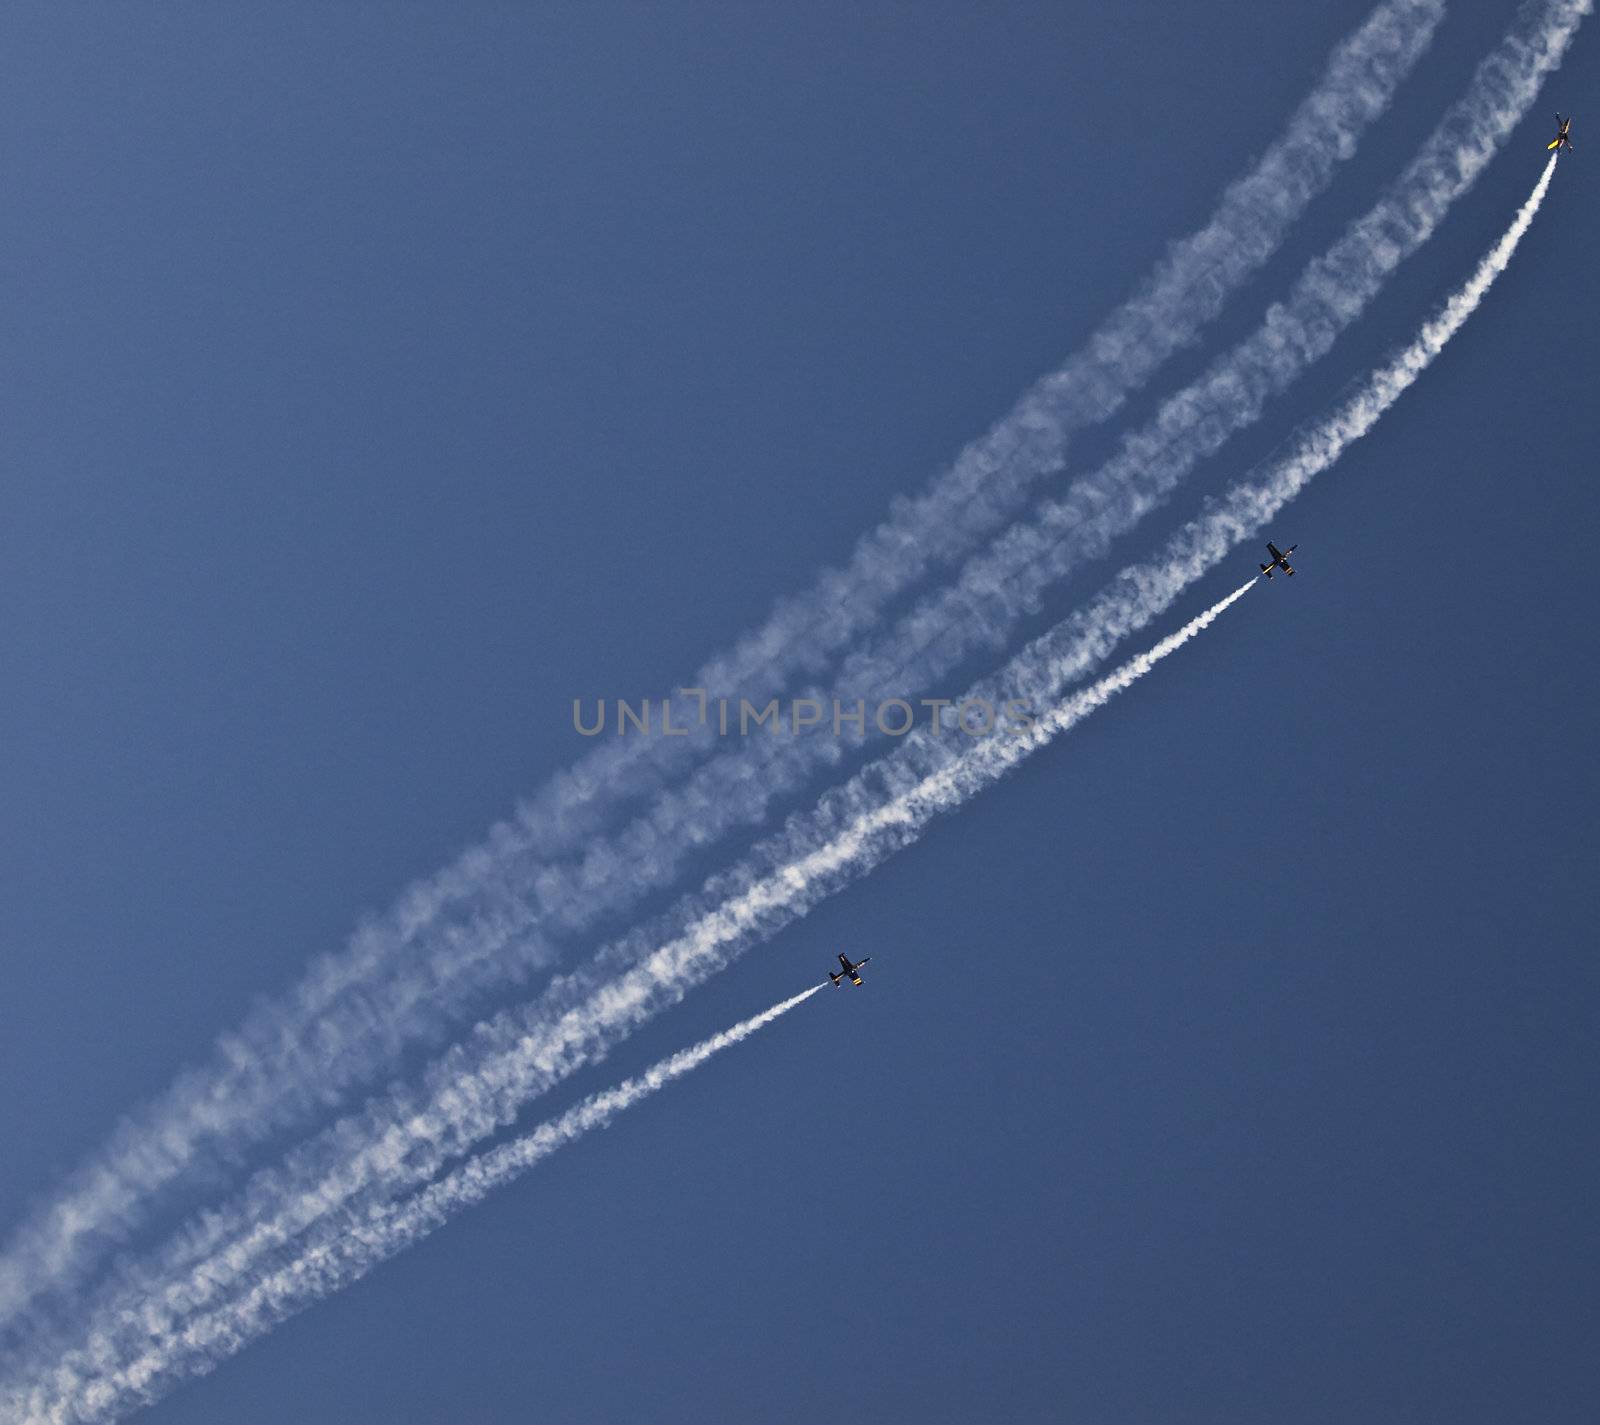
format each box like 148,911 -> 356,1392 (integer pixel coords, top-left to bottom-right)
8,986 -> 827,1425
298,0 -> 1581,989
514,0 -> 1448,850
534,0 -> 1586,915
1089,148 -> 1562,616
8,584 -> 1255,1424
15,129 -> 1561,1418
0,0 -> 1448,1328
34,0 -> 1552,1265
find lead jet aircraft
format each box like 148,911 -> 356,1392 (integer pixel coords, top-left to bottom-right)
829,952 -> 871,987
1258,541 -> 1298,579
1549,114 -> 1574,152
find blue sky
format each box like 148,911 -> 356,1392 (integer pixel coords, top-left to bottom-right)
2,3 -> 1596,1421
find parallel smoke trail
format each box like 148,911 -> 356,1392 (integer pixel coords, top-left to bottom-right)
15,132 -> 1560,1422
6,39 -> 1576,1421
10,586 -> 1255,1423
514,0 -> 1447,847
543,0 -> 1585,909
12,986 -> 826,1425
0,0 -> 1447,1327
1089,148 -> 1561,621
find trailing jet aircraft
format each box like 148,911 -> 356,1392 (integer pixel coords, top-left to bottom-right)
829,952 -> 871,987
1258,541 -> 1298,580
1548,114 -> 1574,152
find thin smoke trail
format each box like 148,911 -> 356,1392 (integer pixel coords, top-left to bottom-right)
0,0 -> 1448,1327
18,136 -> 1561,1418
513,0 -> 1448,849
4,121 -> 1568,1424
1099,148 -> 1562,609
533,0 -> 1587,903
9,584 -> 1255,1423
296,0 -> 1580,985
38,0 -> 1559,1273
10,987 -> 826,1425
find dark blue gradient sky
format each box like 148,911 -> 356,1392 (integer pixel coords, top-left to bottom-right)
3,3 -> 1596,1421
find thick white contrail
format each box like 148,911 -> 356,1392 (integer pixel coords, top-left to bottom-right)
337,0 -> 1586,971
590,0 -> 1588,864
6,986 -> 826,1425
58,0 -> 1553,1178
512,0 -> 1447,852
9,584 -> 1256,1423
0,0 -> 1448,1328
8,27 -> 1583,1400
19,132 -> 1562,1420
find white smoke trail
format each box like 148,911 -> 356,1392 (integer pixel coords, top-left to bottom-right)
577,0 -> 1587,876
8,584 -> 1254,1424
514,0 -> 1448,848
320,0 -> 1584,982
7,986 -> 826,1425
0,0 -> 1448,1327
18,128 -> 1561,1421
60,0 -> 1552,1186
6,44 -> 1576,1420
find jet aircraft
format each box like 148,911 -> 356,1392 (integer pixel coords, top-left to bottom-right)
1258,541 -> 1298,580
829,952 -> 871,987
1548,114 -> 1574,152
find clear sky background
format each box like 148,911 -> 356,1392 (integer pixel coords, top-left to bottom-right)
2,3 -> 1596,1421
